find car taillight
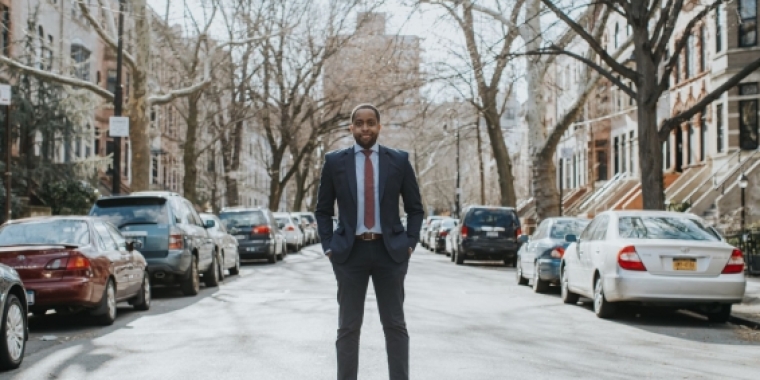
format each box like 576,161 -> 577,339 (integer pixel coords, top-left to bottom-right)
253,225 -> 271,235
515,227 -> 522,238
550,247 -> 565,258
169,234 -> 183,250
286,225 -> 295,231
461,226 -> 469,238
617,246 -> 646,271
66,255 -> 91,270
440,231 -> 448,237
722,249 -> 745,274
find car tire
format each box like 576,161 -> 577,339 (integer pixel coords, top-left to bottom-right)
267,247 -> 277,264
516,262 -> 529,286
132,271 -> 151,311
593,276 -> 616,319
533,264 -> 549,293
0,294 -> 25,370
92,279 -> 117,326
451,249 -> 456,262
706,304 -> 732,323
229,253 -> 240,276
181,256 -> 201,296
205,253 -> 221,287
455,251 -> 465,265
560,266 -> 579,304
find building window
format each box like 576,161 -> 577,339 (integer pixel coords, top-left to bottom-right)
614,23 -> 619,49
70,44 -> 91,81
621,135 -> 627,173
717,103 -> 724,153
152,155 -> 158,184
687,121 -> 695,165
716,6 -> 723,52
107,69 -> 117,94
699,26 -> 706,73
684,34 -> 693,79
613,137 -> 620,174
1,6 -> 9,56
739,0 -> 758,47
597,151 -> 608,181
700,108 -> 707,161
664,139 -> 671,170
739,83 -> 759,150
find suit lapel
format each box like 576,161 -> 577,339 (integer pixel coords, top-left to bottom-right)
344,148 -> 358,205
378,145 -> 390,202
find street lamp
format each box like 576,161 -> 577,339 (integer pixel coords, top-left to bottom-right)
444,108 -> 460,218
739,173 -> 748,238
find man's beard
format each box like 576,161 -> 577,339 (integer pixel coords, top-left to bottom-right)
354,134 -> 378,149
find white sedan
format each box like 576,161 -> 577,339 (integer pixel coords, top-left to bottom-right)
560,210 -> 745,322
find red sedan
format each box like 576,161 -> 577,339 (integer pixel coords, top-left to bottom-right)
0,216 -> 151,325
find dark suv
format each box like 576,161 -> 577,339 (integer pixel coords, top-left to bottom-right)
219,207 -> 283,264
89,192 -> 220,296
455,206 -> 521,266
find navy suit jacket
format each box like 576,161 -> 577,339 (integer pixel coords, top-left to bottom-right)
315,145 -> 424,264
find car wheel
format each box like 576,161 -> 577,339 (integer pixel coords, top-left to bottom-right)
516,262 -> 528,286
560,266 -> 579,304
267,247 -> 277,264
229,254 -> 240,276
533,263 -> 549,293
593,276 -> 616,319
455,251 -> 465,265
0,294 -> 25,370
204,253 -> 221,287
92,279 -> 117,326
133,271 -> 151,311
451,249 -> 456,262
181,256 -> 200,296
706,304 -> 732,323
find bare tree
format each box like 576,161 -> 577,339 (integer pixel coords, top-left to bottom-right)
539,0 -> 760,210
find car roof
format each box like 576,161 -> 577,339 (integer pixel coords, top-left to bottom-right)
220,206 -> 266,212
466,205 -> 517,211
129,191 -> 183,198
6,215 -> 98,225
597,210 -> 700,219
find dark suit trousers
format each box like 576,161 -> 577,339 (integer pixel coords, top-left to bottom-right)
332,239 -> 409,380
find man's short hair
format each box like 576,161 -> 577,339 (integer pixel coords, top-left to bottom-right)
350,104 -> 380,124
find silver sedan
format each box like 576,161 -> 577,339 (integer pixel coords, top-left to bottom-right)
560,210 -> 745,322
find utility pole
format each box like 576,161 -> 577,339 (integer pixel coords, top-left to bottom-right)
112,0 -> 126,195
455,118 -> 461,218
1,84 -> 12,223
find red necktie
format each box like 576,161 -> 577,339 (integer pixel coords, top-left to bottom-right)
362,150 -> 375,230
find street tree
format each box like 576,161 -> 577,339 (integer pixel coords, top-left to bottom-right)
539,0 -> 760,210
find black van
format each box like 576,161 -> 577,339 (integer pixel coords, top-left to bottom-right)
455,206 -> 521,266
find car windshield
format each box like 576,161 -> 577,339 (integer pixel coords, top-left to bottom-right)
465,209 -> 516,228
300,214 -> 315,223
0,220 -> 90,246
430,221 -> 441,229
91,198 -> 170,228
220,211 -> 266,230
275,217 -> 290,227
617,216 -> 719,241
550,220 -> 589,239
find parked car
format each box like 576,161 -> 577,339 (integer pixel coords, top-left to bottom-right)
200,213 -> 240,276
0,263 -> 28,370
0,217 -> 151,326
294,212 -> 319,244
421,216 -> 449,248
219,207 -> 285,263
453,206 -> 521,266
274,212 -> 305,252
446,224 -> 461,259
433,219 -> 458,253
515,217 -> 589,293
425,220 -> 443,251
90,192 -> 219,296
560,210 -> 746,322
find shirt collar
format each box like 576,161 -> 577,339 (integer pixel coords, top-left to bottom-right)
354,144 -> 379,154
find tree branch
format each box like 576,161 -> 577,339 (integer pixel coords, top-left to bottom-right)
77,0 -> 137,70
0,55 -> 114,100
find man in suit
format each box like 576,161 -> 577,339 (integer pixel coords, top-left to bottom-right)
315,104 -> 424,380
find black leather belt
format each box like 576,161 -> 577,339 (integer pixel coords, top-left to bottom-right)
356,232 -> 383,241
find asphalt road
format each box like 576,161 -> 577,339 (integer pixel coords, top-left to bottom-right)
1,246 -> 758,380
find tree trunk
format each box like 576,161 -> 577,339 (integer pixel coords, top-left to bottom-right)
268,177 -> 283,212
127,0 -> 151,193
182,92 -> 200,203
532,152 -> 560,218
483,109 -> 516,206
476,115 -> 486,205
292,168 -> 307,212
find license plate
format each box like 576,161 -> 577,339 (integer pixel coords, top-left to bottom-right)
247,247 -> 258,252
26,290 -> 34,305
486,232 -> 499,237
235,235 -> 247,240
673,258 -> 697,271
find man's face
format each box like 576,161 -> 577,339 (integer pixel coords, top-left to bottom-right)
349,108 -> 382,149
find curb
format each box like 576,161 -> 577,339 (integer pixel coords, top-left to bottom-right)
730,314 -> 760,329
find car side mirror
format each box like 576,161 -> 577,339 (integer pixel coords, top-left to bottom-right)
126,241 -> 135,252
518,234 -> 529,244
565,234 -> 577,243
204,219 -> 216,229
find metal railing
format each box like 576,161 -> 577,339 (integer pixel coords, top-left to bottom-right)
576,172 -> 627,213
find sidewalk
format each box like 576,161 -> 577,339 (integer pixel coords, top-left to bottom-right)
732,276 -> 760,327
